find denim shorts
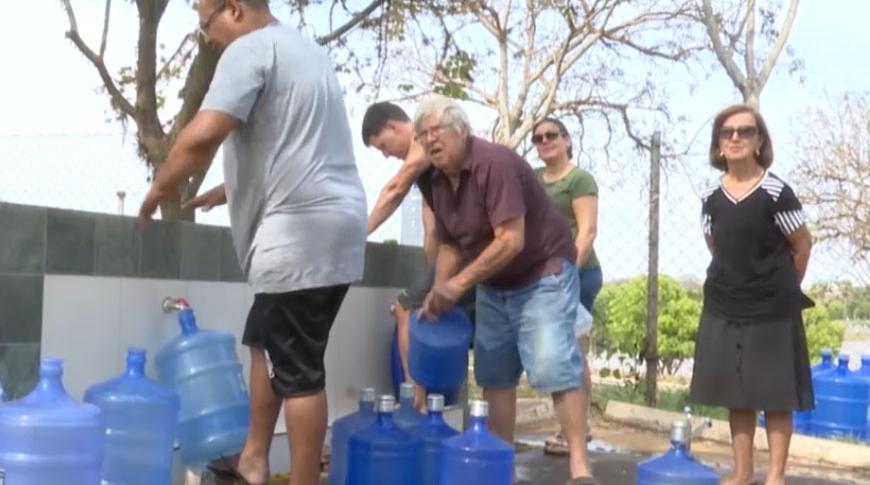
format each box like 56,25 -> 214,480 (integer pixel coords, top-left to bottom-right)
473,259 -> 583,393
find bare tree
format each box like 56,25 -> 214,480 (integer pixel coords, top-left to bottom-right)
698,0 -> 801,109
60,0 -> 391,220
792,92 -> 870,267
385,0 -> 697,158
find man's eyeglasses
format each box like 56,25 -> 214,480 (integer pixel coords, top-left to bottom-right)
531,131 -> 561,145
718,126 -> 758,141
415,124 -> 447,142
197,0 -> 228,40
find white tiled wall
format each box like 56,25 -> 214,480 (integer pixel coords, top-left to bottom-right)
41,275 -> 399,422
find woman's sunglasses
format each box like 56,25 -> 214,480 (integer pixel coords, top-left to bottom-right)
718,126 -> 758,140
531,131 -> 561,145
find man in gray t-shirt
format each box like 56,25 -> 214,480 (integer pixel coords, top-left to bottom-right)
138,1 -> 366,482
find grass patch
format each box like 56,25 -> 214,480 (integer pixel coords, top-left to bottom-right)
591,382 -> 729,420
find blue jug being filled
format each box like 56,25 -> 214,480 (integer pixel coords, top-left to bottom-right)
0,357 -> 105,485
84,348 -> 180,485
439,400 -> 513,485
409,306 -> 472,402
329,387 -> 376,485
811,355 -> 869,439
347,394 -> 421,485
155,301 -> 250,468
858,355 -> 870,441
636,419 -> 719,484
409,394 -> 459,485
394,382 -> 425,430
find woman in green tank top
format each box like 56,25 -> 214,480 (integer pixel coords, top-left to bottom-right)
531,117 -> 603,455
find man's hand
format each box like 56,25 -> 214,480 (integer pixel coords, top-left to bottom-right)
420,278 -> 465,320
138,185 -> 174,228
184,184 -> 227,212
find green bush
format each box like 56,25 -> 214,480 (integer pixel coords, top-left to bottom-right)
802,303 -> 846,363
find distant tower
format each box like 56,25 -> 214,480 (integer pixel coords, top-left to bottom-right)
400,188 -> 424,246
116,191 -> 126,215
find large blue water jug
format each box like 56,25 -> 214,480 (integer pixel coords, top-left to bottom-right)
439,400 -> 513,485
394,382 -> 425,431
347,395 -> 421,485
636,420 -> 719,484
409,307 -> 472,400
811,355 -> 869,439
858,354 -> 870,441
409,394 -> 459,485
329,387 -> 376,485
0,358 -> 105,484
84,348 -> 180,485
155,306 -> 250,468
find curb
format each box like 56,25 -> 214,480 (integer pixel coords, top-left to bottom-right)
603,400 -> 870,470
516,397 -> 554,425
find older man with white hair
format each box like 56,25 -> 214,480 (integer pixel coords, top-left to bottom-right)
416,96 -> 596,484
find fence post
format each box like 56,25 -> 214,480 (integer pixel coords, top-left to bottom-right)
645,132 -> 662,407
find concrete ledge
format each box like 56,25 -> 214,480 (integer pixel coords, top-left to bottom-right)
516,397 -> 555,425
603,400 -> 870,470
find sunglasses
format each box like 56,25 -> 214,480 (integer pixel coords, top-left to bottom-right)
718,126 -> 758,140
531,131 -> 561,145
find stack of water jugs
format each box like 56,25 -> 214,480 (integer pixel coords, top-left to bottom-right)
329,387 -> 513,485
0,301 -> 251,483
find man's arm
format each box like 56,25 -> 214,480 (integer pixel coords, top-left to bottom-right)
138,111 -> 239,224
367,143 -> 430,234
450,215 -> 524,293
433,242 -> 464,286
421,200 -> 438,267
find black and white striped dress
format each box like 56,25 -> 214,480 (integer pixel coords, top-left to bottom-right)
689,171 -> 814,411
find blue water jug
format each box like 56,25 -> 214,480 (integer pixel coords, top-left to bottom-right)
439,400 -> 513,485
329,387 -> 376,485
409,307 -> 472,401
0,358 -> 105,484
636,420 -> 719,484
155,306 -> 250,468
811,355 -> 869,439
409,394 -> 459,485
858,354 -> 870,441
391,324 -> 404,399
84,348 -> 180,485
347,395 -> 421,485
394,382 -> 425,430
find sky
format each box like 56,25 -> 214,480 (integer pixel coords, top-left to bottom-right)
0,0 -> 867,285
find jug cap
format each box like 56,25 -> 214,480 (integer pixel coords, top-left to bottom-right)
837,355 -> 850,367
399,382 -> 414,399
469,400 -> 488,418
377,395 -> 396,413
360,387 -> 376,402
40,357 -> 64,377
820,348 -> 833,356
670,420 -> 690,444
427,394 -> 445,412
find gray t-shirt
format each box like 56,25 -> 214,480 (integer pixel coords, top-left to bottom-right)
201,23 -> 367,294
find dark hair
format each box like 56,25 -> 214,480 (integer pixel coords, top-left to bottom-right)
532,117 -> 573,160
361,102 -> 410,146
709,104 -> 774,171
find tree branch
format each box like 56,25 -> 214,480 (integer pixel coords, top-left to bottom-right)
315,0 -> 388,45
61,0 -> 135,118
700,0 -> 747,92
99,0 -> 111,58
744,0 -> 758,84
757,0 -> 800,89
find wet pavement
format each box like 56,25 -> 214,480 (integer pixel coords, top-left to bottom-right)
513,439 -> 857,485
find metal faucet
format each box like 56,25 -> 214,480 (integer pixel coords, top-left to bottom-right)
161,297 -> 190,313
682,406 -> 713,451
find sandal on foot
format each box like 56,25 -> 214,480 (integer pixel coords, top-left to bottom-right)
543,433 -> 594,455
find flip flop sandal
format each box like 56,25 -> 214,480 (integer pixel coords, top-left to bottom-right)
205,456 -> 266,485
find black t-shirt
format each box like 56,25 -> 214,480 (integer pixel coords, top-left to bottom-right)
416,165 -> 435,209
701,171 -> 805,321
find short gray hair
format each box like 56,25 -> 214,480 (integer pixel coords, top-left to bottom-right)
414,95 -> 471,137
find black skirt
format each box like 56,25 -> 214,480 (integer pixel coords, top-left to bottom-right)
689,310 -> 814,411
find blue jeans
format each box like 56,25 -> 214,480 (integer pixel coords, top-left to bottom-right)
578,265 -> 603,312
473,259 -> 583,393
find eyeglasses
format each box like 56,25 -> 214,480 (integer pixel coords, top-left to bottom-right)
415,124 -> 447,142
718,126 -> 758,141
531,131 -> 561,145
197,0 -> 228,40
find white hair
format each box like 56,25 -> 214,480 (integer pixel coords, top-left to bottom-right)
413,95 -> 471,136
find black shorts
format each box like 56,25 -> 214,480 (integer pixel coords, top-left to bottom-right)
395,269 -> 476,323
242,284 -> 349,397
